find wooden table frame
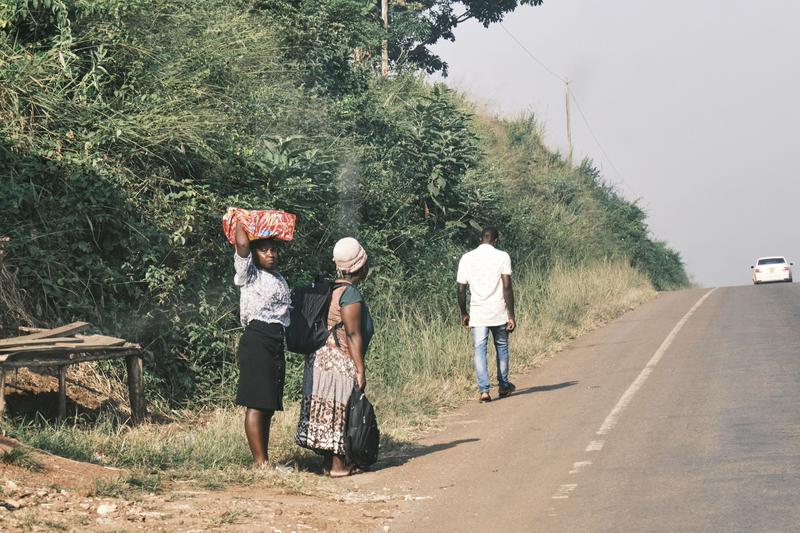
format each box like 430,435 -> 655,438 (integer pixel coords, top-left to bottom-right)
0,349 -> 146,424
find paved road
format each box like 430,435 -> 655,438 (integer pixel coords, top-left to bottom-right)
358,285 -> 800,532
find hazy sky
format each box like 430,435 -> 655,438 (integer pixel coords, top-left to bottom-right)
433,1 -> 800,287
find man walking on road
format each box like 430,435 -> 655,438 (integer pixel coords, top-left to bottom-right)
457,227 -> 516,403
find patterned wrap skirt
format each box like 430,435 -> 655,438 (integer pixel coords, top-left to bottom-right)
295,337 -> 356,455
235,320 -> 285,411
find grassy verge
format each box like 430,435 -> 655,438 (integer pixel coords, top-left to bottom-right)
368,259 -> 655,439
1,446 -> 44,472
2,260 -> 655,490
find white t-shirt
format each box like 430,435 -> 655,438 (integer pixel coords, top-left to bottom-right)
456,244 -> 512,327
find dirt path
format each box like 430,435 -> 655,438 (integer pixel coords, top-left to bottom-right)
1,289 -> 711,532
0,438 -> 397,532
347,289 -> 709,531
0,478 -> 394,532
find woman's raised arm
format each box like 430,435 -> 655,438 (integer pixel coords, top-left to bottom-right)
234,217 -> 250,258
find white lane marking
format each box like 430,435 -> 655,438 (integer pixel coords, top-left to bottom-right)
585,440 -> 604,452
595,289 -> 716,436
569,461 -> 592,474
551,290 -> 715,507
552,484 -> 578,499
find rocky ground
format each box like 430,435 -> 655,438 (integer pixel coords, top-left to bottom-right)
0,367 -> 404,532
0,436 -> 397,532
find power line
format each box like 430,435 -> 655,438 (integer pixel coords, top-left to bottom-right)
498,23 -> 566,83
498,22 -> 639,199
567,86 -> 637,198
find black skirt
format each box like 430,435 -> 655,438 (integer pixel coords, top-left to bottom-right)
236,320 -> 285,411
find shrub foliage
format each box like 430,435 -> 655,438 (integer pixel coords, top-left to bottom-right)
0,0 -> 688,405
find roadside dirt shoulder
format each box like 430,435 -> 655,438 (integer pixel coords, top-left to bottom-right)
0,289 -> 684,532
0,436 -> 395,532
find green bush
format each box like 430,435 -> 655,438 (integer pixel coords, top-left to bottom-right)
0,0 -> 688,407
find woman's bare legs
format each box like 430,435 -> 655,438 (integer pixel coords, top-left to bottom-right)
322,453 -> 333,475
244,407 -> 274,466
329,453 -> 353,477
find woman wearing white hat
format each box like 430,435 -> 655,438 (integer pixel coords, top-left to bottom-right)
295,237 -> 374,477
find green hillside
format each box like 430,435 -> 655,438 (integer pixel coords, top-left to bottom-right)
0,0 -> 688,410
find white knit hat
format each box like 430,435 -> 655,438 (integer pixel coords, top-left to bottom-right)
333,237 -> 367,274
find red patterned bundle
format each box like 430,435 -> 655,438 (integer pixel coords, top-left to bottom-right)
222,207 -> 296,243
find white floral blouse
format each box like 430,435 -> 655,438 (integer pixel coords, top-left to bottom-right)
233,253 -> 291,328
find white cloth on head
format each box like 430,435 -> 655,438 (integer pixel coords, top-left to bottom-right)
456,244 -> 512,327
333,237 -> 367,273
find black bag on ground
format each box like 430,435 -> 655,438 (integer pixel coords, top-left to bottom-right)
286,279 -> 343,355
345,388 -> 380,467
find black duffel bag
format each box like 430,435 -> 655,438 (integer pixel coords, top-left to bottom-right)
344,388 -> 380,468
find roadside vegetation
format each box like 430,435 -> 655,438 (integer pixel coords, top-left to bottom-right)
0,0 -> 686,483
4,260 -> 654,486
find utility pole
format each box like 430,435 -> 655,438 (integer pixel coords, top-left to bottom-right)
381,0 -> 389,78
565,79 -> 573,166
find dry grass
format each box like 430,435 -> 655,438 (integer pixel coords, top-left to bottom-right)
513,259 -> 656,364
3,259 -> 655,492
1,445 -> 45,472
367,259 -> 655,440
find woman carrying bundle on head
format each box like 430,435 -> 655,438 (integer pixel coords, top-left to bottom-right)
226,209 -> 294,467
295,237 -> 374,477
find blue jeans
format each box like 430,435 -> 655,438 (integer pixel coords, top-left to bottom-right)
471,325 -> 510,393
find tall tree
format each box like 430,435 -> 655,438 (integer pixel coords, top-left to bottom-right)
391,0 -> 545,73
259,0 -> 544,77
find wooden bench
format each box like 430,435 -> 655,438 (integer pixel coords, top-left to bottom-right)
0,322 -> 146,424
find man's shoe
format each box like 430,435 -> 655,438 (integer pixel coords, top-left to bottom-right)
498,383 -> 516,398
479,392 -> 492,403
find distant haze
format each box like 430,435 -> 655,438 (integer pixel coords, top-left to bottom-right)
433,0 -> 800,287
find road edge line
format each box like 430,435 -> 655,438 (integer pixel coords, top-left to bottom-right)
595,288 -> 717,436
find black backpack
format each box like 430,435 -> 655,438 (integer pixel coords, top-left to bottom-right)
286,279 -> 345,355
345,388 -> 380,467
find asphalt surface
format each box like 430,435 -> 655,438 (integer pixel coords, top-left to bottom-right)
358,285 -> 800,532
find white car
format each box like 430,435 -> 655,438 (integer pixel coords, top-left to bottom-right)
751,256 -> 793,284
